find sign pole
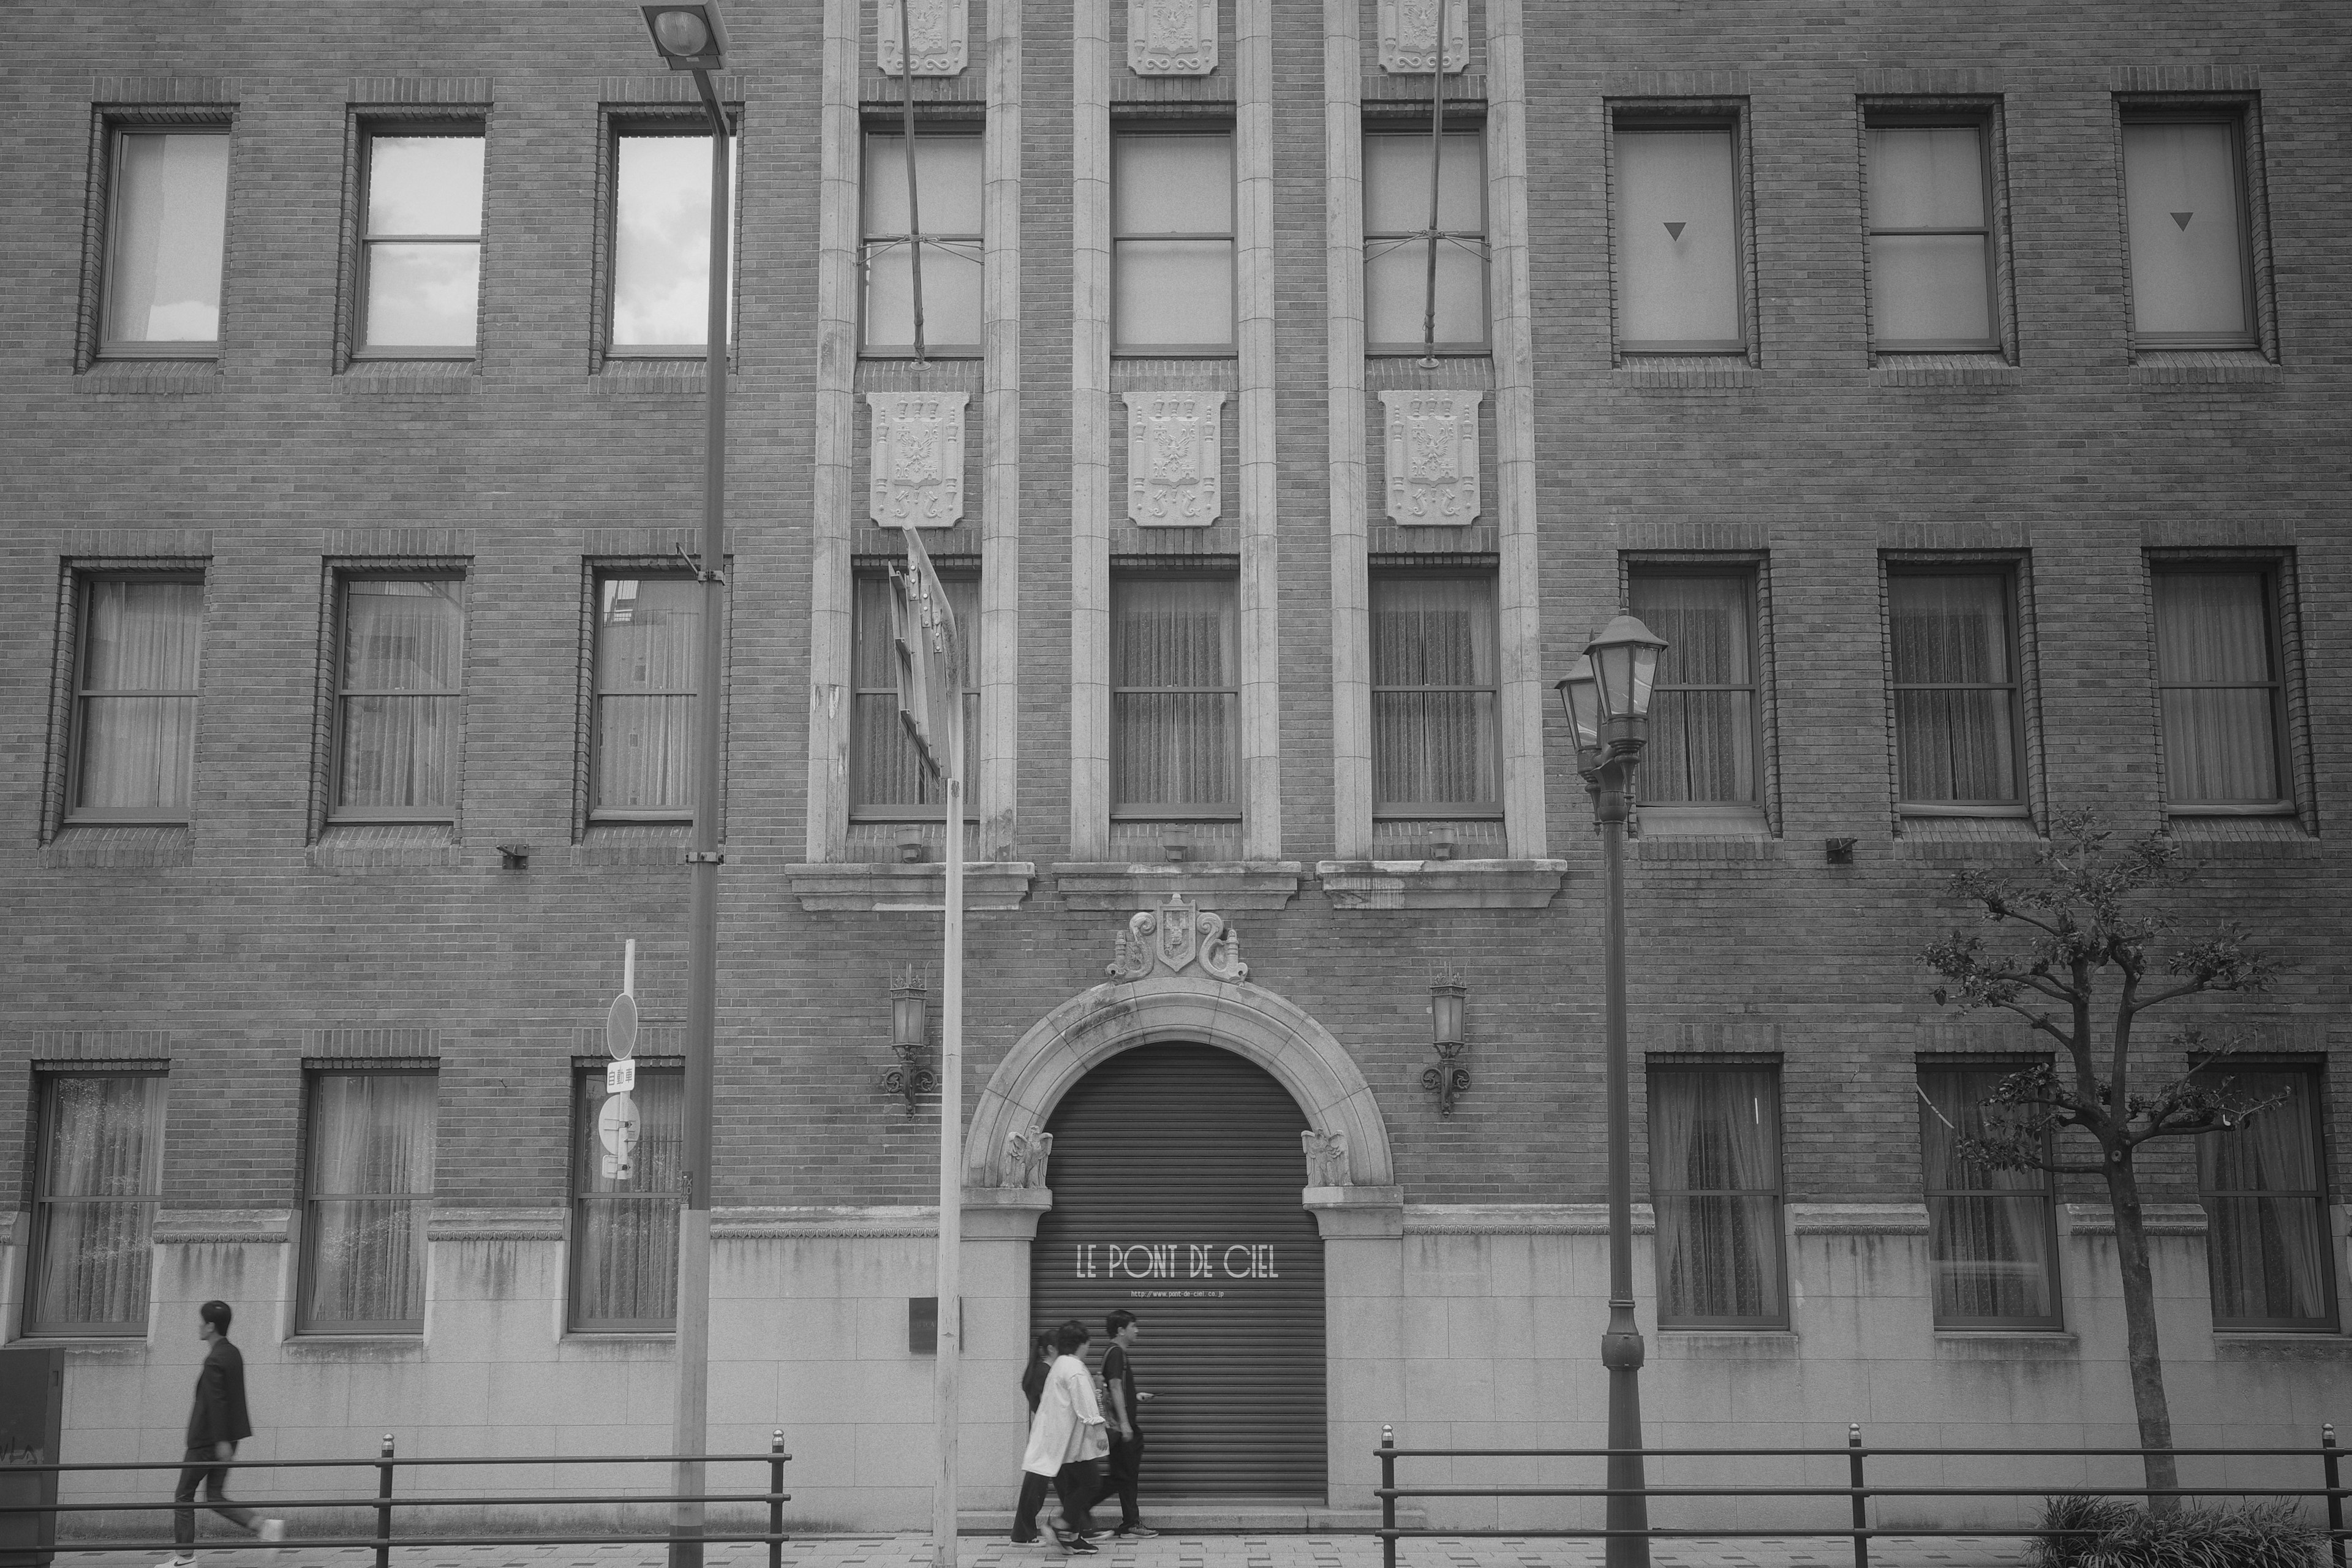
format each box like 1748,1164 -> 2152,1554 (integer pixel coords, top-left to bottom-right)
934,709 -> 963,1568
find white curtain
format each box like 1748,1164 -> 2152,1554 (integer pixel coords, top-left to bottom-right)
2122,122 -> 2250,340
75,580 -> 202,812
105,132 -> 228,342
32,1074 -> 164,1331
574,1068 -> 684,1327
1649,1068 -> 1782,1322
595,578 -> 702,813
303,1072 -> 437,1329
1112,578 -> 1237,808
1866,126 -> 1992,347
853,574 -> 978,809
1919,1068 -> 2055,1322
862,134 -> 983,350
338,581 -> 463,811
2154,571 -> 2278,803
1613,129 -> 1741,347
1371,576 -> 1497,809
2203,1071 -> 2330,1325
1627,574 -> 1753,804
1363,131 -> 1487,347
1112,134 -> 1235,349
1890,574 -> 2018,803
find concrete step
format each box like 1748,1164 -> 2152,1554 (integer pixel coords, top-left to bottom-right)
957,1504 -> 1421,1536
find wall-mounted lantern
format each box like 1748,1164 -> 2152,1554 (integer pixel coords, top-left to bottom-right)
881,967 -> 938,1115
1422,962 -> 1470,1116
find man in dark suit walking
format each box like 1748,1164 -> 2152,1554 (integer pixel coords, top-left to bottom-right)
161,1301 -> 282,1567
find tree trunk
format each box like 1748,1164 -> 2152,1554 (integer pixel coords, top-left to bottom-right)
2105,1156 -> 2180,1514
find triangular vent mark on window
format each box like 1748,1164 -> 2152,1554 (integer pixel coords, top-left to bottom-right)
1663,221 -> 1686,240
2172,211 -> 2194,230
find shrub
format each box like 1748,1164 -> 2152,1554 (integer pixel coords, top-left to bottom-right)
2029,1496 -> 2325,1568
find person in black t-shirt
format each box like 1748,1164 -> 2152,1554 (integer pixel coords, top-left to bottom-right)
1099,1310 -> 1156,1539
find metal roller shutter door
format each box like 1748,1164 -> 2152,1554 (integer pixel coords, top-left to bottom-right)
1030,1043 -> 1327,1501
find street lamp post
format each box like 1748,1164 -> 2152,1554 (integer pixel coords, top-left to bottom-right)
638,9 -> 732,1568
1555,615 -> 1668,1568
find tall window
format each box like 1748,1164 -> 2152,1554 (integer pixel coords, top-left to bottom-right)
101,127 -> 229,353
1363,127 -> 1488,353
2121,115 -> 2256,347
611,129 -> 739,352
2152,565 -> 2289,812
1648,1065 -> 1785,1327
593,576 -> 702,820
1613,123 -> 1745,355
851,569 -> 978,816
1114,129 -> 1235,353
1112,574 -> 1238,817
300,1069 -> 436,1334
1370,573 -> 1498,816
1866,120 -> 1996,352
27,1072 -> 166,1336
861,129 -> 982,354
357,129 -> 484,353
334,578 -> 464,821
1626,569 -> 1760,809
1888,570 -> 2023,810
1918,1065 -> 2062,1328
2200,1067 -> 2333,1330
68,576 -> 203,823
571,1063 -> 684,1332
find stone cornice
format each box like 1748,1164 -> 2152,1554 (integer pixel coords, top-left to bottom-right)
425,1206 -> 565,1242
153,1209 -> 290,1245
1316,859 -> 1567,910
781,862 -> 1036,912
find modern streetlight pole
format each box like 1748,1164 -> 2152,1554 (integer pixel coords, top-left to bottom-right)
638,9 -> 732,1568
1555,615 -> 1668,1568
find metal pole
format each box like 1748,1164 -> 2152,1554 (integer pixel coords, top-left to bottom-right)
1847,1423 -> 1868,1568
1419,0 -> 1446,368
769,1429 -> 788,1568
897,0 -> 927,361
1597,755 -> 1649,1568
2326,1423 -> 2345,1568
374,1434 -> 394,1568
933,703 -> 965,1567
1381,1425 -> 1398,1568
670,69 -> 731,1568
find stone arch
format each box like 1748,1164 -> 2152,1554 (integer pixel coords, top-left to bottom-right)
964,974 -> 1395,1190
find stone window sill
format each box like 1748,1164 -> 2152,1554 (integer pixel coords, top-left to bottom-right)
337,361 -> 477,394
2130,349 -> 2278,385
43,824 -> 193,869
783,861 -> 1037,912
1932,1331 -> 2080,1359
2212,1331 -> 2352,1357
573,823 -> 693,868
1315,859 -> 1566,910
1635,835 -> 1781,864
1050,862 -> 1302,911
1871,353 -> 2019,386
75,359 -> 221,395
1616,355 -> 1758,388
311,824 -> 461,870
281,1335 -> 426,1357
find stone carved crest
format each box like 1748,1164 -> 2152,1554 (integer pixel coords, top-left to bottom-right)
877,0 -> 968,76
1125,391 -> 1225,525
1003,1126 -> 1053,1188
1129,0 -> 1217,75
867,391 -> 968,526
1105,893 -> 1249,983
1378,0 -> 1468,73
1300,1129 -> 1351,1186
1379,390 -> 1481,524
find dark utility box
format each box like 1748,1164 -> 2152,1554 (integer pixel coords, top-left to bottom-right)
0,1347 -> 63,1568
907,1297 -> 965,1354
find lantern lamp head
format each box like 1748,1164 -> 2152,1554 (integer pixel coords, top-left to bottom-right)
1555,656 -> 1602,776
891,966 -> 927,1054
1582,614 -> 1668,724
1430,963 -> 1467,1050
641,2 -> 727,70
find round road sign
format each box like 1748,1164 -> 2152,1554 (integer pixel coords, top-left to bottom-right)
606,992 -> 639,1060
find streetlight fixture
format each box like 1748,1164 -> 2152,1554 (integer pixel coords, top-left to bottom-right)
638,9 -> 732,1568
1553,613 -> 1667,1568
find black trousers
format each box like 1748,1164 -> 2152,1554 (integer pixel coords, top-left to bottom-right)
173,1443 -> 257,1550
1104,1431 -> 1145,1529
1013,1461 -> 1105,1539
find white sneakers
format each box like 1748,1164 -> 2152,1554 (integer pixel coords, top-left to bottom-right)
258,1520 -> 287,1543
156,1556 -> 197,1568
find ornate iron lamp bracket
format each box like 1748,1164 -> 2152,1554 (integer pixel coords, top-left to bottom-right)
881,965 -> 939,1115
1422,962 -> 1471,1116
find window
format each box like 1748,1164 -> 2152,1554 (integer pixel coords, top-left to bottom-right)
1364,126 -> 1488,353
100,127 -> 228,353
357,129 -> 484,353
861,129 -> 982,355
299,1069 -> 436,1334
1370,572 -> 1498,815
1918,1065 -> 2062,1328
1647,1065 -> 1785,1327
611,129 -> 739,352
1626,568 -> 1760,809
27,1071 -> 166,1336
2121,115 -> 2256,348
1888,569 -> 2023,810
851,568 -> 978,816
593,576 -> 702,820
1865,119 -> 1996,352
333,578 -> 464,822
1112,573 -> 1238,817
2152,565 -> 2290,812
1612,121 -> 1745,354
1114,129 -> 1234,353
571,1063 -> 683,1332
2198,1067 -> 2333,1330
67,576 -> 202,823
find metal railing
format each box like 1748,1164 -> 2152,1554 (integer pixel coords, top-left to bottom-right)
1375,1424 -> 2349,1568
0,1433 -> 791,1564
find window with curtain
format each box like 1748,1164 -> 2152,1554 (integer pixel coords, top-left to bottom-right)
594,576 -> 702,819
571,1063 -> 684,1331
1626,570 -> 1758,806
1112,574 -> 1238,816
70,577 -> 203,822
2121,118 -> 2255,347
851,569 -> 979,816
28,1072 -> 166,1336
102,128 -> 229,352
611,129 -> 739,352
300,1070 -> 437,1333
861,129 -> 983,354
1370,573 -> 1498,815
1918,1065 -> 2061,1327
1363,127 -> 1488,353
1888,570 -> 2022,809
334,578 -> 465,821
2152,566 -> 2288,810
358,129 -> 484,353
1613,124 -> 1745,353
1114,130 -> 1235,353
1648,1065 -> 1785,1326
1866,122 -> 1996,352
2199,1067 -> 2333,1330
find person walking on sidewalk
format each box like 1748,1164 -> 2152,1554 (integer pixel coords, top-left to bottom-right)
1010,1320 -> 1109,1552
1099,1311 -> 1156,1539
161,1301 -> 283,1568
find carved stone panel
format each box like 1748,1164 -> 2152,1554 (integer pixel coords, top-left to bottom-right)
877,0 -> 968,76
867,391 -> 967,527
1104,893 -> 1249,983
1124,391 -> 1225,525
1129,0 -> 1218,75
1379,390 -> 1481,524
1378,0 -> 1468,73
